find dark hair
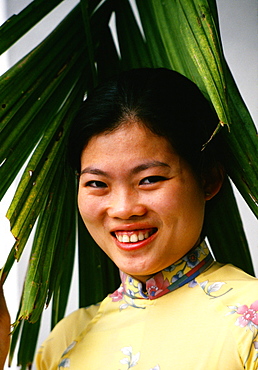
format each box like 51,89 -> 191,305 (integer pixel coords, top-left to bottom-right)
68,68 -> 221,177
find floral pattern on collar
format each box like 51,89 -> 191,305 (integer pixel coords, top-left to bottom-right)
110,241 -> 214,302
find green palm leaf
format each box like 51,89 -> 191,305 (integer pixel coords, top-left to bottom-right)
0,0 -> 257,367
0,0 -> 65,54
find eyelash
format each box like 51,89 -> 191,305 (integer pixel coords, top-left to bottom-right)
85,180 -> 107,188
139,176 -> 168,185
85,176 -> 168,189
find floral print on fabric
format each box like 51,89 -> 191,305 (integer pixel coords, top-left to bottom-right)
146,274 -> 170,298
182,246 -> 205,268
234,301 -> 258,328
110,286 -> 124,302
199,280 -> 233,299
227,300 -> 258,329
146,242 -> 213,299
254,341 -> 258,361
119,347 -> 160,369
227,300 -> 258,365
120,347 -> 140,368
110,273 -> 147,310
110,241 -> 214,308
58,341 -> 78,368
58,358 -> 70,368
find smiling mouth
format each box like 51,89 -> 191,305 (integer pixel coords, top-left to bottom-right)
112,229 -> 157,243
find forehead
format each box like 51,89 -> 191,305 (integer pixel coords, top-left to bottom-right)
80,122 -> 177,167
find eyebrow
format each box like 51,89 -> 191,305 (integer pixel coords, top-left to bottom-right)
131,161 -> 171,174
80,161 -> 171,177
80,167 -> 110,177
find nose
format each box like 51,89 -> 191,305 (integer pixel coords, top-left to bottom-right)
107,189 -> 147,219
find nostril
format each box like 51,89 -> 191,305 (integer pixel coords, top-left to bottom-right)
107,203 -> 147,219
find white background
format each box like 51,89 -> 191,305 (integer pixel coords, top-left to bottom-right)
0,0 -> 257,368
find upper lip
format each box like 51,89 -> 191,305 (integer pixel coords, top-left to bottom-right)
110,223 -> 157,233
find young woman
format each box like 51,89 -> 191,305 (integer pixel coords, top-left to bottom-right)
2,68 -> 258,369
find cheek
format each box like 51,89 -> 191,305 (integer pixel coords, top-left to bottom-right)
77,192 -> 101,226
180,186 -> 206,231
159,182 -> 205,225
77,194 -> 107,248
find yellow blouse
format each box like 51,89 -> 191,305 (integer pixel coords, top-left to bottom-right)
36,242 -> 258,369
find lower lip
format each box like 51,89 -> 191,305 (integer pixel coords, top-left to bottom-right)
113,231 -> 157,252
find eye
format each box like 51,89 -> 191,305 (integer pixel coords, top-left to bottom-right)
85,180 -> 107,188
139,176 -> 168,185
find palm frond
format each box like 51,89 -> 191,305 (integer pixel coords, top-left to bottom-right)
0,0 -> 257,367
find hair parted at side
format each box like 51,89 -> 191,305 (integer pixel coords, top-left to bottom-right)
68,68 -> 222,176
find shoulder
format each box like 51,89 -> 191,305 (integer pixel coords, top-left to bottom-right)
208,262 -> 257,282
57,304 -> 101,329
199,261 -> 257,285
197,262 -> 257,304
35,304 -> 100,370
47,304 -> 100,340
196,262 -> 258,368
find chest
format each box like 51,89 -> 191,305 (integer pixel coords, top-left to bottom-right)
57,291 -> 243,369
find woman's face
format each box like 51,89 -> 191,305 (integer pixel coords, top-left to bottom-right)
78,122 -> 207,282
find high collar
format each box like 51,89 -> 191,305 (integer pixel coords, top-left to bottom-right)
118,240 -> 214,300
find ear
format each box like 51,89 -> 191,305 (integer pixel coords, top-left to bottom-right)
202,164 -> 224,201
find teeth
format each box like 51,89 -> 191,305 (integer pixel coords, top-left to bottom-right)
130,234 -> 138,242
115,230 -> 154,243
138,232 -> 144,241
122,235 -> 130,243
